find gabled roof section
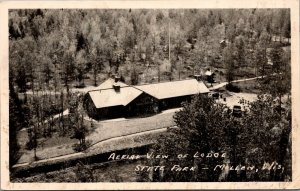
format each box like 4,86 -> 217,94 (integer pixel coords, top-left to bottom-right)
88,86 -> 143,108
135,79 -> 210,100
96,78 -> 128,89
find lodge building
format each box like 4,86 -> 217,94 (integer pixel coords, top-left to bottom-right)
83,77 -> 210,120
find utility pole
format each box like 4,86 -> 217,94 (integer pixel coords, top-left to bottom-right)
168,19 -> 171,64
179,57 -> 182,80
168,18 -> 172,81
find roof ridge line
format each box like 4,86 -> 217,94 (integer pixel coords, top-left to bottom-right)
134,78 -> 196,87
88,78 -> 203,93
87,85 -> 131,93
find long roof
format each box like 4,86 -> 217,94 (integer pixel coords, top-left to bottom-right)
88,78 -> 210,108
89,86 -> 143,108
135,79 -> 210,100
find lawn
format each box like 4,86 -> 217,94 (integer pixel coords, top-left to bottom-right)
87,111 -> 176,147
16,109 -> 177,164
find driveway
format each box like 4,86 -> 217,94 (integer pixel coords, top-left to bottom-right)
216,92 -> 258,109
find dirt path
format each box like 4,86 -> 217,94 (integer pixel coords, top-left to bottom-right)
209,76 -> 265,91
210,73 -> 281,91
19,109 -> 70,132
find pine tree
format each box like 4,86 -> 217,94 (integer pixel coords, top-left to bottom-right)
9,81 -> 21,169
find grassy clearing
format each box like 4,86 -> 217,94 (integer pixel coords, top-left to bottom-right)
87,127 -> 166,154
17,115 -> 96,164
16,111 -> 176,164
88,112 -> 176,147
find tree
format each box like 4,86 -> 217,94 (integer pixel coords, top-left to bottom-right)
9,36 -> 38,93
282,12 -> 291,42
270,45 -> 283,73
74,161 -> 94,182
90,48 -> 102,86
59,89 -> 66,135
254,29 -> 269,78
234,35 -> 246,68
242,94 -> 290,166
153,51 -> 161,82
262,45 -> 290,113
171,23 -> 185,62
254,43 -> 265,77
75,49 -> 87,87
225,22 -> 236,43
130,67 -> 139,85
62,50 -> 75,95
25,97 -> 40,161
15,64 -> 27,92
72,112 -> 87,150
223,43 -> 236,83
9,81 -> 21,169
70,94 -> 88,151
139,94 -> 232,181
272,9 -> 288,43
52,54 -> 61,97
84,16 -> 106,86
41,58 -> 54,87
138,92 -> 291,181
236,18 -> 245,36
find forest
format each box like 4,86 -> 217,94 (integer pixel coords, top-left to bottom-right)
9,9 -> 291,181
9,9 -> 291,91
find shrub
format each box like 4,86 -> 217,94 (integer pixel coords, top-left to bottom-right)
72,140 -> 91,152
225,83 -> 241,92
74,161 -> 94,182
74,83 -> 86,88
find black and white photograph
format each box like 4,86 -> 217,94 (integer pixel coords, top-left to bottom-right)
1,0 -> 299,190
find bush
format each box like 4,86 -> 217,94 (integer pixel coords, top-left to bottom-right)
226,83 -> 241,92
74,83 -> 86,88
74,161 -> 94,182
72,140 -> 91,152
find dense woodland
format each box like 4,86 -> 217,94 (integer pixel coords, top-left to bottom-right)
9,9 -> 291,91
9,9 -> 291,181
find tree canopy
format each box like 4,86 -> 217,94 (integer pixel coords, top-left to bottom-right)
9,9 -> 291,91
139,93 -> 291,182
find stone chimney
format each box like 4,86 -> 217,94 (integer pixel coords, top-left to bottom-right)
113,82 -> 120,92
114,75 -> 120,83
193,74 -> 201,81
